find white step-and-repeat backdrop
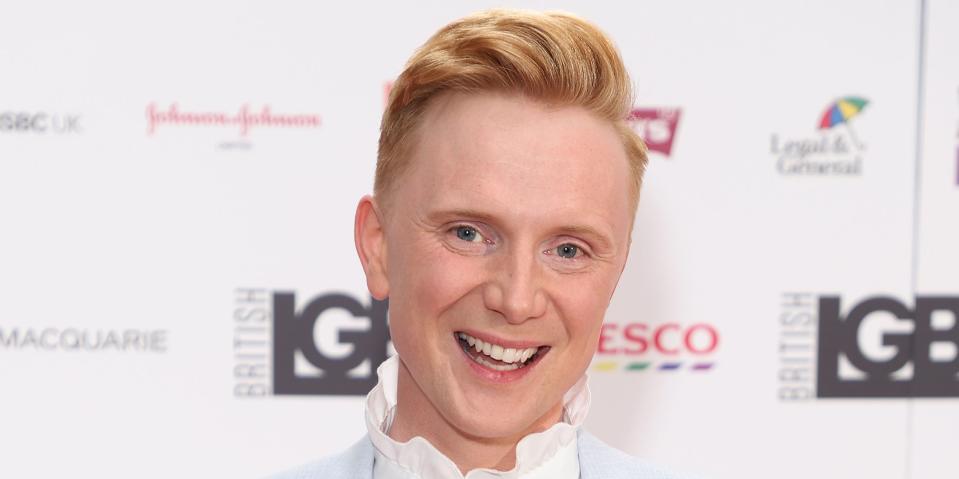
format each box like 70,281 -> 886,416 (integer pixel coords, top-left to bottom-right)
1,1 -> 956,478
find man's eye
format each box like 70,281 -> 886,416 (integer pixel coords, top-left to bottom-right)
556,243 -> 579,259
454,225 -> 482,242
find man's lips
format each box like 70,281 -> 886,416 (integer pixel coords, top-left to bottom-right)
454,330 -> 551,372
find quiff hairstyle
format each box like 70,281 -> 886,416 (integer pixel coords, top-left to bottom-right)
376,9 -> 648,213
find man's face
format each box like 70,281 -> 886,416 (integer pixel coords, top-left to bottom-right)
375,92 -> 633,439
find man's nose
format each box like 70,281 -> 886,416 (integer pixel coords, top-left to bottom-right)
482,249 -> 547,324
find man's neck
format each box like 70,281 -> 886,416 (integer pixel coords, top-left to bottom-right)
387,360 -> 564,474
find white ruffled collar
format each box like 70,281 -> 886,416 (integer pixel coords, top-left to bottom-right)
365,355 -> 590,479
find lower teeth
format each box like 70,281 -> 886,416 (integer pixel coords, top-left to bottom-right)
472,353 -> 522,371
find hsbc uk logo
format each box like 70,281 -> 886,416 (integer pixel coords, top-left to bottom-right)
628,108 -> 682,157
233,288 -> 391,397
0,111 -> 82,134
778,292 -> 959,400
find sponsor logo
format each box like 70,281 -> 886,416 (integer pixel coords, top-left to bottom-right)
146,103 -> 321,150
233,288 -> 391,397
592,321 -> 719,372
628,108 -> 682,157
0,111 -> 82,134
778,292 -> 959,400
0,327 -> 167,352
770,96 -> 869,176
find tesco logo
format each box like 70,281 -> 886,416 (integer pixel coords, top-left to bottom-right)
597,322 -> 720,356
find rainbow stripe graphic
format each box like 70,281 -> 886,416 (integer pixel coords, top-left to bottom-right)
592,361 -> 716,372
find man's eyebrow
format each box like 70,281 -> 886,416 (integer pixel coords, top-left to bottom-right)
426,208 -> 498,223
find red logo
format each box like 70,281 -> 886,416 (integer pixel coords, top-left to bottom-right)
628,108 -> 682,157
146,103 -> 321,136
594,322 -> 719,372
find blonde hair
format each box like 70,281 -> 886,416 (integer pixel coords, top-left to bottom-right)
376,9 -> 647,212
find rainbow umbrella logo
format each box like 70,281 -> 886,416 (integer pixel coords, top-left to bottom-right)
818,96 -> 869,148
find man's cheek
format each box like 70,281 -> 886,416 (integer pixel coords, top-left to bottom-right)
567,285 -> 611,318
415,257 -> 480,304
567,298 -> 610,348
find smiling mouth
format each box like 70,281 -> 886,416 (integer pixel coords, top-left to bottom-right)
455,332 -> 549,372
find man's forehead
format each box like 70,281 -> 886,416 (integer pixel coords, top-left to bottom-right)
384,91 -> 632,236
419,95 -> 623,175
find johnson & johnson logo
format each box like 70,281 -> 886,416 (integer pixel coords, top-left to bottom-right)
146,103 -> 321,136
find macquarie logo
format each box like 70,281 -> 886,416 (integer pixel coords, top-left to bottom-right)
233,288 -> 391,397
0,327 -> 167,352
592,321 -> 719,373
628,108 -> 682,157
778,293 -> 959,400
770,96 -> 869,176
0,111 -> 82,134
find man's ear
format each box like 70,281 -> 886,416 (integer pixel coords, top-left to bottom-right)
354,195 -> 390,300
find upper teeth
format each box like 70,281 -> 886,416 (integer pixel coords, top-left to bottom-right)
457,332 -> 539,364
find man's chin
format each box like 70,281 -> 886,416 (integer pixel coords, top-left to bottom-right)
445,399 -> 564,442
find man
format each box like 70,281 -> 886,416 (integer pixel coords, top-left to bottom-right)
275,8 -> 687,479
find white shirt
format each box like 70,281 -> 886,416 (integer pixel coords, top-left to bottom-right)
365,355 -> 590,479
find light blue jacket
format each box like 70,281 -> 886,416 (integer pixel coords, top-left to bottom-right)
271,430 -> 690,479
